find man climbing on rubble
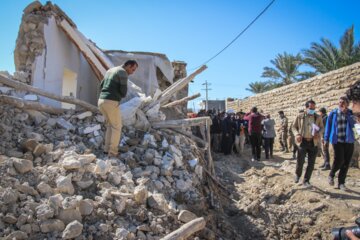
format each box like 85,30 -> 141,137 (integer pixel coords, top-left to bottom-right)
292,100 -> 324,187
278,111 -> 289,152
98,60 -> 138,157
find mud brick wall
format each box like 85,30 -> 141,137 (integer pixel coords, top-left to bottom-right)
227,62 -> 360,161
227,62 -> 360,128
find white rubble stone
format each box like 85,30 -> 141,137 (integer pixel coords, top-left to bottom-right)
40,219 -> 65,233
147,193 -> 169,212
95,115 -> 105,123
188,159 -> 198,168
142,133 -> 157,148
58,209 -> 82,225
78,153 -> 96,165
36,204 -> 54,221
99,223 -> 109,232
37,182 -> 53,195
16,182 -> 38,196
4,231 -> 27,239
62,220 -> 83,239
12,158 -> 33,174
169,145 -> 183,168
76,180 -> 93,189
178,210 -> 197,223
94,130 -> 100,136
175,179 -> 192,192
46,118 -> 57,127
162,138 -> 169,148
0,86 -> 13,94
62,156 -> 82,170
83,124 -> 101,134
134,185 -> 148,204
25,110 -> 47,125
154,180 -> 164,190
114,199 -> 126,214
25,132 -> 44,142
115,228 -> 129,239
94,159 -> 111,175
56,118 -> 75,130
23,94 -> 39,101
195,165 -> 203,180
56,175 -> 75,195
75,111 -> 92,120
79,199 -> 93,216
62,196 -> 83,210
108,172 -> 122,185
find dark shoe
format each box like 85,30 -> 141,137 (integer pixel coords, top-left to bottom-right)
292,154 -> 296,160
322,165 -> 330,171
338,184 -> 347,191
294,176 -> 300,183
328,176 -> 334,186
303,182 -> 312,188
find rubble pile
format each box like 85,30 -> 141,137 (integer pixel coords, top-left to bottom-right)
0,101 -> 217,239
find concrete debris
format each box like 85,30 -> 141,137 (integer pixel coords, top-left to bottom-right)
0,101 -> 212,239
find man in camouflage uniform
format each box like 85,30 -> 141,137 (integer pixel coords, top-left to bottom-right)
278,111 -> 289,152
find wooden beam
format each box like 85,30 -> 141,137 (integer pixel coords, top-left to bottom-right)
0,74 -> 99,113
75,29 -> 114,70
162,93 -> 200,108
168,128 -> 208,148
206,119 -> 215,175
160,217 -> 206,240
58,19 -> 106,80
151,117 -> 210,129
143,65 -> 207,112
0,95 -> 66,114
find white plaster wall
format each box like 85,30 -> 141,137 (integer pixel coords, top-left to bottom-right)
107,52 -> 174,97
32,16 -> 99,108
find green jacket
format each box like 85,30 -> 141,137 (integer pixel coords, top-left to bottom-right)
99,66 -> 128,102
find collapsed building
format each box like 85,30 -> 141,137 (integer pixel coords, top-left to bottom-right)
0,1 -> 237,239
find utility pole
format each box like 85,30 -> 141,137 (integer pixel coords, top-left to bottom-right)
201,80 -> 212,111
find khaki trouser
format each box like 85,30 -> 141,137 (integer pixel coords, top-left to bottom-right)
98,99 -> 122,156
235,134 -> 246,155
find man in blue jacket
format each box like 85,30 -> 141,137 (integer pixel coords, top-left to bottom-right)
324,96 -> 355,190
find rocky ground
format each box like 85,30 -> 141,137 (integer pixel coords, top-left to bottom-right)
1,99 -> 360,240
214,145 -> 360,240
0,103 -> 226,240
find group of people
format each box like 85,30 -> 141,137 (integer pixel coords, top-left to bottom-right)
205,95 -> 357,191
97,60 -> 360,239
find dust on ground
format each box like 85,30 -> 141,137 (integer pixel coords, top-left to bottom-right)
213,145 -> 360,240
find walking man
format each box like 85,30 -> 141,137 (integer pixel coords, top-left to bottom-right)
278,111 -> 289,152
292,100 -> 324,187
244,107 -> 264,161
98,60 -> 138,157
234,112 -> 247,156
262,114 -> 276,159
318,107 -> 330,170
324,96 -> 355,190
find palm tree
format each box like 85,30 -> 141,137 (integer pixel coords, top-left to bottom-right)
303,25 -> 360,73
246,81 -> 270,94
261,52 -> 314,85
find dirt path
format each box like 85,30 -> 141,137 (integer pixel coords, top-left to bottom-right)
213,145 -> 360,240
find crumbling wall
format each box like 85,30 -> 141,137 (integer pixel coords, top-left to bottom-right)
227,62 -> 360,127
14,1 -> 48,84
14,1 -> 100,107
161,61 -> 188,120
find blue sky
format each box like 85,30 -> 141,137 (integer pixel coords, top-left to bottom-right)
1,0 -> 360,111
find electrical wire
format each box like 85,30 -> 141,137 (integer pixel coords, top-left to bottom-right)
189,0 -> 276,70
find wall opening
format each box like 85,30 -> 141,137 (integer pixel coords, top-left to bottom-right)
62,68 -> 78,109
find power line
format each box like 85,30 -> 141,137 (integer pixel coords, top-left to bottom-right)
190,0 -> 276,70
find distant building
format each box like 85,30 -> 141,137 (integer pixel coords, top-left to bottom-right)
200,100 -> 226,112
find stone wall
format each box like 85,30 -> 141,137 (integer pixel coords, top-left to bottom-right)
227,62 -> 360,127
